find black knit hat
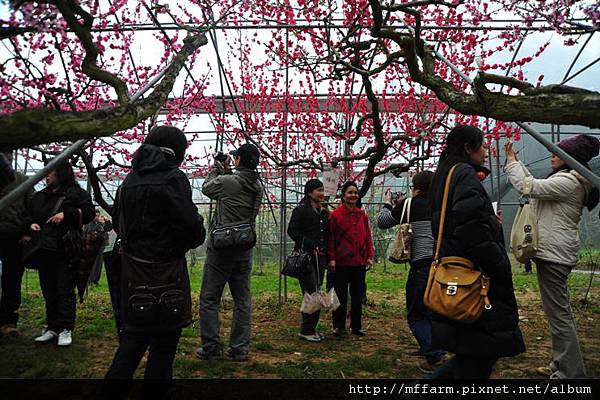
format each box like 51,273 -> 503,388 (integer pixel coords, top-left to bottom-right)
304,179 -> 323,195
144,125 -> 187,165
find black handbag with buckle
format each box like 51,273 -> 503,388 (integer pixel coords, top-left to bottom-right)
117,196 -> 192,333
210,199 -> 256,250
281,238 -> 312,278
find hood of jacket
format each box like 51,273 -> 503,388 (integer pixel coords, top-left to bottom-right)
132,144 -> 178,173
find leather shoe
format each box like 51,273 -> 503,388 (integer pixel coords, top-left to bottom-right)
351,330 -> 366,336
332,328 -> 346,337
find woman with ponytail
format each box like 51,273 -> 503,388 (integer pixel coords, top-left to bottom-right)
428,125 -> 524,379
287,179 -> 329,342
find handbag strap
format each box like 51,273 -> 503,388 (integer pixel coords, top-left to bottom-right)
433,164 -> 459,263
399,198 -> 411,224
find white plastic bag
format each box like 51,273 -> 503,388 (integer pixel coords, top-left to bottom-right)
318,290 -> 332,309
300,292 -> 321,314
328,288 -> 341,311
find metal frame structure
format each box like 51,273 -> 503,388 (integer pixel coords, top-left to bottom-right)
3,13 -> 600,303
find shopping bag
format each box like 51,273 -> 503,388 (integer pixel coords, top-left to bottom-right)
300,292 -> 321,314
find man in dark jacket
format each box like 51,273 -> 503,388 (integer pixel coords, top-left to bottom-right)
104,126 -> 205,399
197,143 -> 262,361
0,151 -> 34,337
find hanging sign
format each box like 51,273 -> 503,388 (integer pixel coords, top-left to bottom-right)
323,167 -> 341,197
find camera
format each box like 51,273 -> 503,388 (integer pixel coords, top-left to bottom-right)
392,191 -> 405,202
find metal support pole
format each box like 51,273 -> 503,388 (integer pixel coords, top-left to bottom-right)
279,29 -> 290,304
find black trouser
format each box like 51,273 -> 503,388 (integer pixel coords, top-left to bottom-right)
104,329 -> 182,400
331,265 -> 366,332
428,354 -> 498,379
298,255 -> 326,335
87,250 -> 104,284
104,250 -> 122,335
38,252 -> 76,332
0,235 -> 25,326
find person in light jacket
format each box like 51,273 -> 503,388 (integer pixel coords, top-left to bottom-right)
505,134 -> 599,379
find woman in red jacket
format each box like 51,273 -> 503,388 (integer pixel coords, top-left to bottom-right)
328,181 -> 374,336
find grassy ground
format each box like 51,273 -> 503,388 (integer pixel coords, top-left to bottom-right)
0,261 -> 598,379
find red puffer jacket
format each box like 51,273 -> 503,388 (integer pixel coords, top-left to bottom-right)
327,204 -> 374,267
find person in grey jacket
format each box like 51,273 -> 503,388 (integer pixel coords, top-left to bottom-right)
197,143 -> 262,361
505,134 -> 600,379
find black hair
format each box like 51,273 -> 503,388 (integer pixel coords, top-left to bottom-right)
238,154 -> 259,169
144,125 -> 187,165
340,181 -> 362,207
412,171 -> 434,193
429,125 -> 484,208
51,160 -> 78,188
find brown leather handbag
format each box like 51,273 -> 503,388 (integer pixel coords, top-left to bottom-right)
423,164 -> 492,323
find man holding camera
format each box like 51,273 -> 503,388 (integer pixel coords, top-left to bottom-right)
197,143 -> 262,361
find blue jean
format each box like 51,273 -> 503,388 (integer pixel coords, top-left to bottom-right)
407,258 -> 445,362
199,248 -> 253,355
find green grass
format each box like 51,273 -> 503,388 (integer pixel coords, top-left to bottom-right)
2,260 -> 598,379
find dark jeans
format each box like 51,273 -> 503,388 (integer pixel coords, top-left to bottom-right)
427,354 -> 498,379
38,253 -> 76,331
104,329 -> 182,400
407,258 -> 445,362
298,255 -> 326,335
199,248 -> 253,355
0,236 -> 25,326
331,265 -> 366,332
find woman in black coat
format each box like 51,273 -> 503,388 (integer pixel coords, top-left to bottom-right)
25,160 -> 94,347
427,125 -> 525,379
104,126 -> 205,400
287,179 -> 328,342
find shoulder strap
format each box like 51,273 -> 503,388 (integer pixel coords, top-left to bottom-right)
50,196 -> 66,216
433,164 -> 459,262
406,197 -> 412,224
399,199 -> 409,224
115,187 -> 126,244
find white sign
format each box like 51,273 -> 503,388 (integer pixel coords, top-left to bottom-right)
323,167 -> 341,197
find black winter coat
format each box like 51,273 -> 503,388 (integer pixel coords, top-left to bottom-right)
114,144 -> 205,333
114,144 -> 205,261
25,184 -> 94,253
0,172 -> 34,237
429,162 -> 525,358
287,201 -> 328,252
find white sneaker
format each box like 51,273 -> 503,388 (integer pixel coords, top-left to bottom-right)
57,329 -> 72,346
35,328 -> 58,343
298,332 -> 321,342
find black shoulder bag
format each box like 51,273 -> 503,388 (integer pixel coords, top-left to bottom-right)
281,238 -> 313,278
118,198 -> 192,332
210,198 -> 257,251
